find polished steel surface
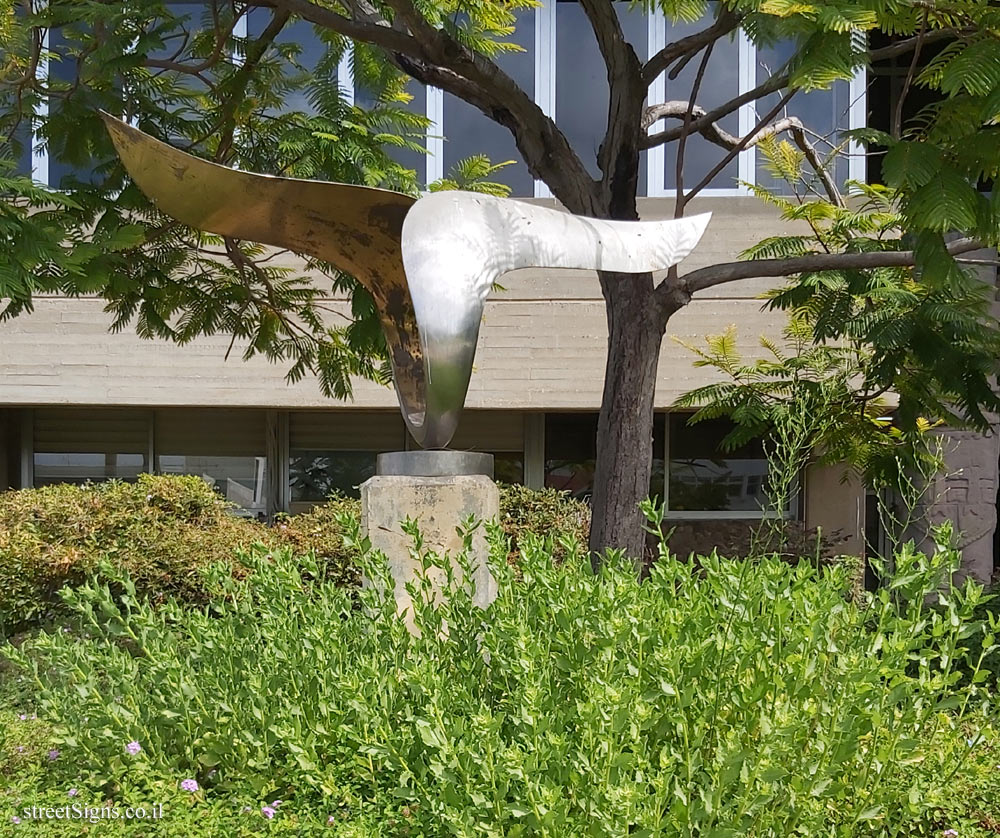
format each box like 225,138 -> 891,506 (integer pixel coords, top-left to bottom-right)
400,192 -> 711,439
102,115 -> 710,452
377,450 -> 495,478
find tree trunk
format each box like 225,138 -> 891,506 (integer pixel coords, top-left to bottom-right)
588,273 -> 667,563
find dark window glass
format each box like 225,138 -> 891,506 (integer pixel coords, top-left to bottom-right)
442,12 -> 535,195
6,122 -> 32,178
556,1 -> 648,191
545,413 -> 664,501
34,453 -> 145,486
667,415 -> 771,513
289,450 -> 377,501
493,453 -> 525,485
158,454 -> 267,515
755,42 -> 852,194
246,11 -> 328,114
661,4 -> 740,191
47,25 -> 96,189
545,413 -> 596,500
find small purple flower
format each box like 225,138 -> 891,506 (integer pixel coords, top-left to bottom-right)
11,816 -> 20,825
180,779 -> 198,793
327,815 -> 336,825
47,749 -> 60,761
271,800 -> 282,808
16,746 -> 24,753
68,789 -> 78,797
261,806 -> 276,819
943,831 -> 959,838
18,714 -> 26,721
125,741 -> 141,756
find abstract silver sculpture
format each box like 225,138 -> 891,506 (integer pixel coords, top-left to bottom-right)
102,114 -> 710,449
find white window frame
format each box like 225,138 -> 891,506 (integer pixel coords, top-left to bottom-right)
27,2 -> 865,196
645,9 -> 752,199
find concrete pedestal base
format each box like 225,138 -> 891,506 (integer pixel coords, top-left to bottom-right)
360,472 -> 499,631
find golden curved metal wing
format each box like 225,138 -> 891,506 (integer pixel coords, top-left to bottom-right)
100,113 -> 428,442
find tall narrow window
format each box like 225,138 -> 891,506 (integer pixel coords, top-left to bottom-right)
754,42 -> 852,194
661,5 -> 740,192
555,0 -> 648,192
441,12 -> 536,196
245,11 -> 330,115
47,24 -> 96,189
356,78 -> 428,185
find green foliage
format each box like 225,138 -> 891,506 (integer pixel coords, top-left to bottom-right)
429,155 -> 515,197
273,495 -> 365,587
497,483 -> 591,564
0,476 -> 589,634
0,0 -> 517,401
674,318 -> 947,500
0,475 -> 362,634
742,131 -> 1000,435
0,475 -> 264,633
2,519 -> 997,835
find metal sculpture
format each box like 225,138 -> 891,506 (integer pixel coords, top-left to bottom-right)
101,114 -> 710,449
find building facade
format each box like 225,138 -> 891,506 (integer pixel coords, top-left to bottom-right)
2,1 -> 995,582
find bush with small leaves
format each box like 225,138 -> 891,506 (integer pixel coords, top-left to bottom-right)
4,517 -> 996,836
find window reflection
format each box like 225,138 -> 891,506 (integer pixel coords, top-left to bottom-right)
755,42 -> 852,194
289,450 -> 377,501
246,12 -> 331,115
661,4 -> 740,191
544,413 -> 664,502
33,453 -> 145,486
355,79 -> 428,185
668,415 -> 771,513
442,11 -> 535,195
158,455 -> 267,516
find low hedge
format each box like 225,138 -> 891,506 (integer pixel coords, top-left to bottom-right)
0,475 -> 590,634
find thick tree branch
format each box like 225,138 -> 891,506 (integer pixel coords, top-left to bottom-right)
642,7 -> 739,86
579,0 -> 629,73
264,0 -> 428,60
661,237 -> 983,305
294,0 -> 599,212
576,0 -> 645,214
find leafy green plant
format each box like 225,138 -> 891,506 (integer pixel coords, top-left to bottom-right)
0,476 -> 590,634
4,514 -> 996,836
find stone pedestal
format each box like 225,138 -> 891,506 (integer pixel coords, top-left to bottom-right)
360,452 -> 499,630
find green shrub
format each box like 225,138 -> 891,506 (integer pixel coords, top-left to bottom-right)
0,477 -> 589,634
273,495 -> 363,587
0,476 -> 272,633
5,521 -> 996,836
497,483 -> 590,562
